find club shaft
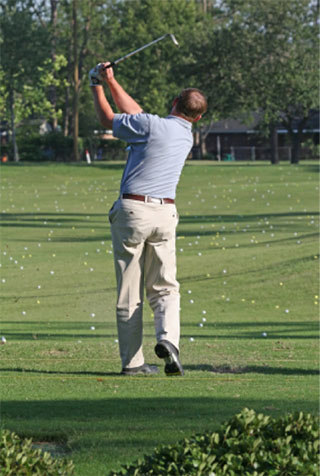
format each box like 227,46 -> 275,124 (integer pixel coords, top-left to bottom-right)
103,34 -> 168,69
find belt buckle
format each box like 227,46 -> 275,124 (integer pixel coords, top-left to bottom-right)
148,196 -> 162,204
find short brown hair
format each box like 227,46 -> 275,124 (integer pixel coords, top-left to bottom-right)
175,88 -> 207,119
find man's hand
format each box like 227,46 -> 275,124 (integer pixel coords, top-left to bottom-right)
89,63 -> 104,87
89,62 -> 115,87
98,62 -> 115,83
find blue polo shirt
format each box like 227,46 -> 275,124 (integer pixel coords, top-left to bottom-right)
112,113 -> 193,199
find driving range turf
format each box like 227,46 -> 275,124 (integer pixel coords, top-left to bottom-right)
0,161 -> 319,475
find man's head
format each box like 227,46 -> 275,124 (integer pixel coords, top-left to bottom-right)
172,88 -> 207,122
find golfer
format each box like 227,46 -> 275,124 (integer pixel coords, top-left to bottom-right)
89,62 -> 207,376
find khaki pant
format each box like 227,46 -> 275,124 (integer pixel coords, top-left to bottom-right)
109,198 -> 180,369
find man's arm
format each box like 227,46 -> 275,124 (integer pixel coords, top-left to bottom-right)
100,62 -> 143,115
90,85 -> 114,129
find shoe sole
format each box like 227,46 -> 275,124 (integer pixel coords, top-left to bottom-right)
155,342 -> 184,376
121,365 -> 159,376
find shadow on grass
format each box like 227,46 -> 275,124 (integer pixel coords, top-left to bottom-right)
184,364 -> 319,376
1,395 -> 318,463
179,253 -> 318,284
0,161 -> 126,170
0,368 -> 120,377
1,363 -> 318,377
1,320 -> 318,341
178,211 -> 319,225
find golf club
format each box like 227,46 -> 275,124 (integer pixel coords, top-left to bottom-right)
103,33 -> 179,69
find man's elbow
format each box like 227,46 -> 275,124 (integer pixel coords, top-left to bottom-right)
100,114 -> 114,130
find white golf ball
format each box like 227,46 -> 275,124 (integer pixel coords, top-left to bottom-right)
90,326 -> 95,331
262,332 -> 267,337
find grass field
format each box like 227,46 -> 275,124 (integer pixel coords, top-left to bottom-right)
0,161 -> 319,475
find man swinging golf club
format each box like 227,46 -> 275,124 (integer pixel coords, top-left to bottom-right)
89,57 -> 207,376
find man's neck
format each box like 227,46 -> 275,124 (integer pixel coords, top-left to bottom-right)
170,110 -> 193,123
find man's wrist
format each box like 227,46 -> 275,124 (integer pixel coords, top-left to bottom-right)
106,77 -> 116,86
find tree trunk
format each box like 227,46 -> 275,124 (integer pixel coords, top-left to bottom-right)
72,0 -> 80,161
63,42 -> 72,137
286,117 -> 308,165
9,87 -> 19,162
63,85 -> 70,137
290,133 -> 301,164
50,0 -> 59,131
199,129 -> 208,158
270,124 -> 279,164
192,130 -> 201,159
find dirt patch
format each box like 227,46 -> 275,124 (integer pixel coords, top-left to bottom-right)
41,349 -> 69,357
211,364 -> 249,374
32,441 -> 69,457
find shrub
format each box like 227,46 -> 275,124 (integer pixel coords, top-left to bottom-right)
109,408 -> 320,476
41,132 -> 74,161
0,430 -> 74,475
16,131 -> 43,161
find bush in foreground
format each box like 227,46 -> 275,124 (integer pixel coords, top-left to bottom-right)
0,430 -> 74,475
109,408 -> 319,476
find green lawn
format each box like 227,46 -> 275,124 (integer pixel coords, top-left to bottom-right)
0,161 -> 319,475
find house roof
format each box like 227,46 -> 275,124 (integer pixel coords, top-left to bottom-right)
209,111 -> 319,134
209,113 -> 261,133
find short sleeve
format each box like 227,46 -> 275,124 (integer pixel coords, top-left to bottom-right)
112,113 -> 150,143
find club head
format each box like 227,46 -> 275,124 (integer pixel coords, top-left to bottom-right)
169,34 -> 179,46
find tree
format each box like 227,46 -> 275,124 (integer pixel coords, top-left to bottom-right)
194,0 -> 319,163
99,0 -> 202,116
0,0 -> 50,160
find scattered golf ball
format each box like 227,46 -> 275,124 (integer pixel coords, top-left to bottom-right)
262,332 -> 267,337
190,337 -> 194,342
90,326 -> 95,331
90,313 -> 95,318
1,336 -> 7,344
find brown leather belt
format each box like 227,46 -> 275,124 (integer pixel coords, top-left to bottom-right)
122,193 -> 175,204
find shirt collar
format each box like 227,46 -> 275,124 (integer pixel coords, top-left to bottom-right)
167,115 -> 193,130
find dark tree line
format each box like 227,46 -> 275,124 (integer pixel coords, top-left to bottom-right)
0,0 -> 318,163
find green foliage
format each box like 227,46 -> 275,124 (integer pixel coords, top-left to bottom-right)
93,0 -> 202,116
98,139 -> 127,161
0,430 -> 74,476
109,409 -> 320,476
15,130 -> 75,162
